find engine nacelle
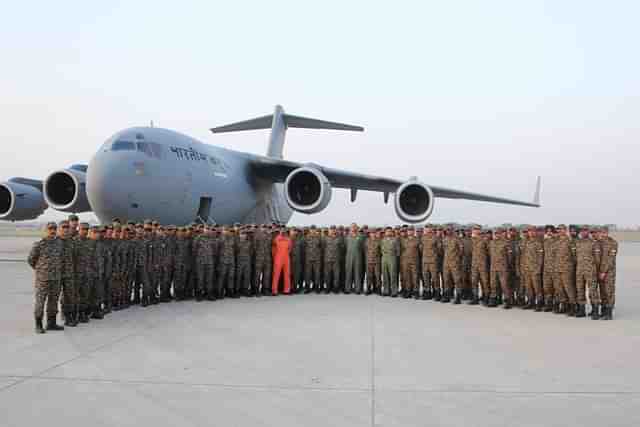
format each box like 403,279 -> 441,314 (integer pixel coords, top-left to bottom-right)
284,167 -> 332,214
43,167 -> 92,213
394,180 -> 435,223
0,181 -> 47,221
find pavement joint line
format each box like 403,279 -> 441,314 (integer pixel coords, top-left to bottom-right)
0,375 -> 371,393
1,374 -> 638,395
0,329 -> 146,393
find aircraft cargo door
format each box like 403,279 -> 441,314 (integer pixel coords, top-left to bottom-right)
196,196 -> 215,224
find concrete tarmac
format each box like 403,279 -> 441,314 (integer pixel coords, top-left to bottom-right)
0,236 -> 639,427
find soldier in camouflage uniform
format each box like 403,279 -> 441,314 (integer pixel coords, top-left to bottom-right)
195,226 -> 214,301
290,228 -> 305,293
345,224 -> 366,294
542,226 -> 558,312
461,229 -> 473,300
380,228 -> 400,297
421,226 -> 442,300
254,225 -> 273,296
507,228 -> 523,306
575,226 -> 601,318
489,228 -> 513,308
135,223 -> 153,307
365,230 -> 381,295
89,226 -> 106,318
554,225 -> 577,316
400,227 -> 420,298
323,227 -> 343,293
522,226 -> 544,311
101,225 -> 115,313
469,225 -> 489,305
442,227 -> 464,304
217,227 -> 237,298
110,226 -> 124,310
236,228 -> 253,296
28,222 -> 64,333
305,226 -> 323,293
173,227 -> 190,300
72,223 -> 91,322
57,221 -> 77,327
597,227 -> 618,320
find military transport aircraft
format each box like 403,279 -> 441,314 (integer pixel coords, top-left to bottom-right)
0,105 -> 541,225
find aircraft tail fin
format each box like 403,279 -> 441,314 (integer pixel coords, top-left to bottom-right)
210,105 -> 364,159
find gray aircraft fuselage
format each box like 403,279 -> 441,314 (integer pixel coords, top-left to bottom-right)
87,127 -> 292,225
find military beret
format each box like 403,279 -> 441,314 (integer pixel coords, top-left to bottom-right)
59,220 -> 69,225
310,225 -> 317,229
557,224 -> 567,230
495,227 -> 505,233
472,225 -> 481,230
68,214 -> 79,221
113,224 -> 121,230
46,221 -> 57,228
330,225 -> 336,229
152,221 -> 159,226
143,219 -> 152,225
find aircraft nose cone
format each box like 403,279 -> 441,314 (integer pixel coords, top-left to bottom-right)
87,150 -> 135,223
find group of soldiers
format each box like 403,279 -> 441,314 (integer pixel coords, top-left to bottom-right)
28,215 -> 619,334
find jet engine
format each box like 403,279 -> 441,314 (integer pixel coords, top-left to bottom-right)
43,166 -> 92,213
394,180 -> 435,223
284,166 -> 332,214
0,181 -> 47,221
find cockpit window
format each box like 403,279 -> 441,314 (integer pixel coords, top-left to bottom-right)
112,140 -> 136,151
137,141 -> 163,159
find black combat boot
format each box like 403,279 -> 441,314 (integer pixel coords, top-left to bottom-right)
575,304 -> 586,318
602,306 -> 613,320
502,298 -> 512,309
433,289 -> 441,301
46,315 -> 64,331
35,316 -> 45,334
468,292 -> 479,305
481,296 -> 489,306
453,290 -> 461,304
589,304 -> 600,320
566,303 -> 576,317
441,289 -> 451,303
403,290 -> 410,299
488,297 -> 497,307
141,296 -> 149,307
196,291 -> 203,302
534,297 -> 544,312
523,298 -> 534,310
79,311 -> 89,323
64,312 -> 77,327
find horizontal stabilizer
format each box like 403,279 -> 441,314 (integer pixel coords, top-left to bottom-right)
210,108 -> 363,134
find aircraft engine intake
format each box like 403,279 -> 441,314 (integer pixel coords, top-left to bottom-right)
44,167 -> 92,213
284,167 -> 332,214
0,182 -> 47,221
394,180 -> 435,223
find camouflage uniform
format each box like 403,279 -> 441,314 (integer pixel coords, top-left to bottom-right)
470,235 -> 490,303
195,233 -> 215,299
217,233 -> 236,297
254,230 -> 273,295
380,235 -> 400,296
598,235 -> 618,316
290,233 -> 305,292
90,238 -> 108,316
489,235 -> 513,307
305,233 -> 323,292
323,234 -> 343,293
73,234 -> 91,318
400,233 -> 420,297
28,236 -> 63,327
461,234 -> 473,297
522,236 -> 544,308
421,232 -> 442,299
542,235 -> 557,308
59,236 -> 76,323
575,238 -> 600,307
174,234 -> 191,299
236,234 -> 253,295
102,238 -> 114,312
554,234 -> 577,311
365,236 -> 381,295
345,233 -> 366,294
134,235 -> 152,305
442,233 -> 464,302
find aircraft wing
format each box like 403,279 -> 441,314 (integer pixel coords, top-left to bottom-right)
250,156 -> 541,208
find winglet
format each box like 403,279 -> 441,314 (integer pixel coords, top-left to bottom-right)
533,176 -> 542,207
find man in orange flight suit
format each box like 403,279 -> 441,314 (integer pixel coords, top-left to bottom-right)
272,227 -> 292,295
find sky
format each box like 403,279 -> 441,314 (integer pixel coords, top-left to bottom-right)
1,1 -> 638,227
